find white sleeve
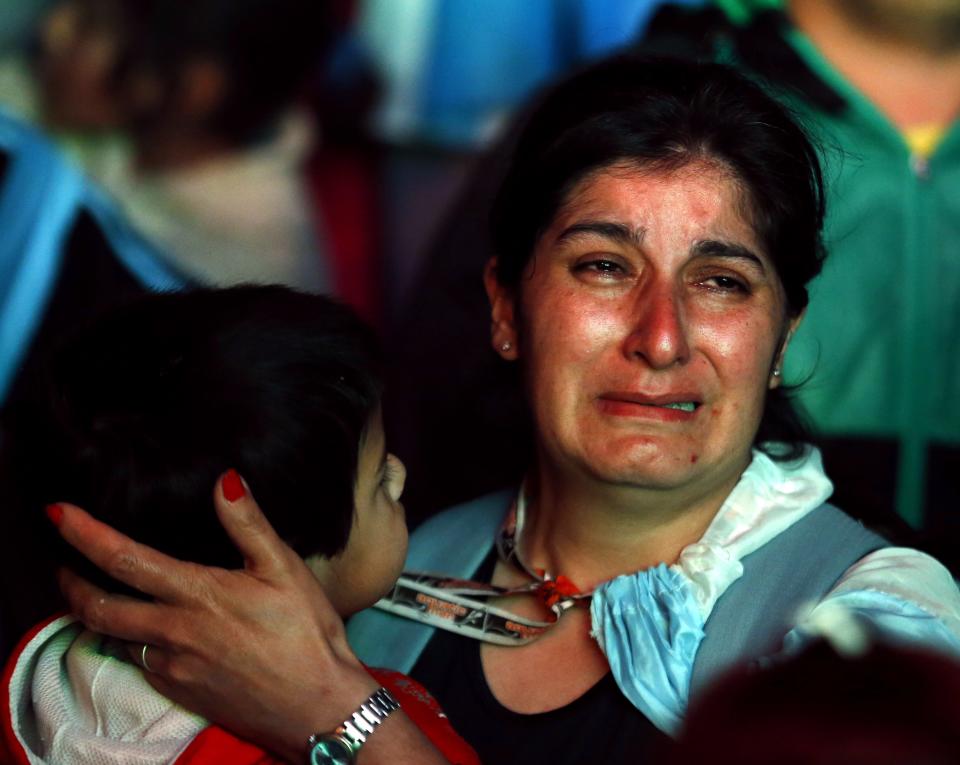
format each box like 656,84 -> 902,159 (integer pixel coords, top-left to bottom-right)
782,547 -> 960,657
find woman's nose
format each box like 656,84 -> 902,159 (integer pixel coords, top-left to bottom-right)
623,282 -> 690,369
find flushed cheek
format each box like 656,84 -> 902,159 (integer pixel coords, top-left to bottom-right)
695,334 -> 777,446
698,315 -> 778,380
526,290 -> 623,367
523,309 -> 617,444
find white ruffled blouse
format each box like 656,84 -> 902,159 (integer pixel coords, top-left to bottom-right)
588,447 -> 960,734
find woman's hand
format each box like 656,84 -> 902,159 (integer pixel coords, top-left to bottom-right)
53,472 -> 444,764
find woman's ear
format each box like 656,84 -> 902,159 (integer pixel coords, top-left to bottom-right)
770,310 -> 805,389
484,258 -> 519,360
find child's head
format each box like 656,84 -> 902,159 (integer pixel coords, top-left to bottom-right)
38,0 -> 331,145
16,286 -> 406,616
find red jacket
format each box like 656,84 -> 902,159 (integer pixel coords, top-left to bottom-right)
2,615 -> 478,765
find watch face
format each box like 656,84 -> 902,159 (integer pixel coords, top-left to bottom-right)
309,736 -> 355,765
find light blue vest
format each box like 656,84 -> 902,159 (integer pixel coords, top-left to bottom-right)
348,490 -> 886,705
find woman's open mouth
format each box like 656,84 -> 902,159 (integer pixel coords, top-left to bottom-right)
596,393 -> 702,420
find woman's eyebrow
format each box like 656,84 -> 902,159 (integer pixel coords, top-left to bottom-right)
555,221 -> 646,248
692,239 -> 766,273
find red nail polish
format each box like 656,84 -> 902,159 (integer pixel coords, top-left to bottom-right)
46,504 -> 64,527
222,469 -> 246,502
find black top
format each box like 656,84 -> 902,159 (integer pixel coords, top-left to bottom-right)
410,550 -> 668,765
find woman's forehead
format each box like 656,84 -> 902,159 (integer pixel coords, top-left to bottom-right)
547,160 -> 763,253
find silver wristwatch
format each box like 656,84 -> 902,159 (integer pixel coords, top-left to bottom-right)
306,687 -> 400,765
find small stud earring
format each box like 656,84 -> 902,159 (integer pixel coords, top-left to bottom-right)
772,368 -> 782,377
500,341 -> 512,352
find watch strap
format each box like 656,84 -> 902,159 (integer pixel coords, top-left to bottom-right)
338,687 -> 400,748
307,687 -> 400,762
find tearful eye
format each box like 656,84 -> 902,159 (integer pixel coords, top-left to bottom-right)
704,275 -> 750,293
572,258 -> 627,278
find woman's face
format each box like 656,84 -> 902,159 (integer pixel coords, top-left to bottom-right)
487,161 -> 798,499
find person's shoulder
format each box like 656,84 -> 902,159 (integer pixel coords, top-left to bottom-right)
405,489 -> 514,574
833,545 -> 959,600
815,546 -> 960,654
804,502 -> 889,548
745,501 -> 889,574
412,489 -> 514,539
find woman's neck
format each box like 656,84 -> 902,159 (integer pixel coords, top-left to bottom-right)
518,458 -> 745,591
789,0 -> 960,128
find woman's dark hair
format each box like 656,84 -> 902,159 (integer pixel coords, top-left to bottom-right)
490,54 -> 827,459
90,0 -> 331,143
11,286 -> 382,587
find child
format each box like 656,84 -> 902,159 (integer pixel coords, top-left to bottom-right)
0,286 -> 477,764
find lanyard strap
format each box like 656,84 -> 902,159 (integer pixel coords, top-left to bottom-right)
374,493 -> 592,646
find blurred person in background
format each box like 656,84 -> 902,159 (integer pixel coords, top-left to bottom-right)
0,0 -> 334,291
0,110 -> 189,413
385,0 -> 960,568
0,0 -> 53,55
356,0 -> 700,313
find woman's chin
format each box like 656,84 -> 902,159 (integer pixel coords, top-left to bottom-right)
575,439 -> 731,492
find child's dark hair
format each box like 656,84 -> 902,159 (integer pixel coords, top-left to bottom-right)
11,286 -> 382,588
